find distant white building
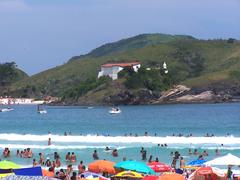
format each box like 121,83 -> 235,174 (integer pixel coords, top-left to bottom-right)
0,97 -> 45,105
163,62 -> 168,74
98,62 -> 141,80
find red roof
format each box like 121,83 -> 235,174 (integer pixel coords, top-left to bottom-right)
101,62 -> 140,68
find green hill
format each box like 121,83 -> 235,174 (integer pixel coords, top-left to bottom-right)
70,33 -> 195,59
9,34 -> 240,103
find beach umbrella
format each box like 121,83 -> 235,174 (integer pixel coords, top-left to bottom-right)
0,160 -> 21,169
42,169 -> 55,177
142,175 -> 159,180
184,159 -> 207,169
114,171 -> 143,179
80,171 -> 109,180
3,175 -> 58,179
88,160 -> 116,174
204,153 -> 240,166
13,167 -> 42,176
187,159 -> 206,166
189,166 -> 226,180
158,173 -> 185,180
114,160 -> 155,174
0,160 -> 21,178
148,161 -> 172,172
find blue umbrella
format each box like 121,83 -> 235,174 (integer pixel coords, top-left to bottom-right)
114,160 -> 155,175
187,159 -> 206,166
81,171 -> 105,178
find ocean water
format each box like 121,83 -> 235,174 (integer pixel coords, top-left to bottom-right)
0,103 -> 240,169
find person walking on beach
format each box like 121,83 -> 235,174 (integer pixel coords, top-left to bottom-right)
93,150 -> 99,160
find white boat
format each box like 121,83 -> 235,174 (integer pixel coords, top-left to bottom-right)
38,110 -> 47,114
109,107 -> 121,114
0,107 -> 14,112
37,105 -> 47,114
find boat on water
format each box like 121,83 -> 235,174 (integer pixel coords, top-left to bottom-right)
0,107 -> 14,112
109,107 -> 121,114
37,105 -> 47,114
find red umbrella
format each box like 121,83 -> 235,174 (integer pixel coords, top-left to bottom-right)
142,175 -> 159,180
148,162 -> 172,172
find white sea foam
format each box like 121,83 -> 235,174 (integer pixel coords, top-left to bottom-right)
0,144 -> 125,150
0,133 -> 239,146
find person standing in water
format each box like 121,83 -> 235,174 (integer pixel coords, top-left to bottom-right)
93,150 -> 99,160
180,157 -> 185,169
48,138 -> 51,146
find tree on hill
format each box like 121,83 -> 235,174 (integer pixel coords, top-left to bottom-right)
0,62 -> 18,85
119,67 -> 173,91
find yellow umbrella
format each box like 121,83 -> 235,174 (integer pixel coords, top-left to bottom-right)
115,171 -> 143,179
0,160 -> 21,169
0,160 -> 21,178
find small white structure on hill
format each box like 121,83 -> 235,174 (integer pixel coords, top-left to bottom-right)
163,62 -> 168,74
98,62 -> 141,80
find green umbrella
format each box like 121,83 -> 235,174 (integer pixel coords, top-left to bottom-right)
114,160 -> 155,175
0,160 -> 21,169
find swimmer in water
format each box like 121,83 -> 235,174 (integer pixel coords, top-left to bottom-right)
105,146 -> 111,151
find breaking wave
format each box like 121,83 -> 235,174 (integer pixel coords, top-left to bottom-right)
0,133 -> 239,147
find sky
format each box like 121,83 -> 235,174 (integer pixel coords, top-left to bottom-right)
0,0 -> 240,75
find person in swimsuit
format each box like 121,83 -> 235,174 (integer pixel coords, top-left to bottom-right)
78,161 -> 85,174
71,152 -> 76,163
48,138 -> 51,146
92,150 -> 99,160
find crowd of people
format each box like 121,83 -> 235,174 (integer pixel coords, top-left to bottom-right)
16,148 -> 33,158
0,143 -> 225,180
46,131 -> 232,138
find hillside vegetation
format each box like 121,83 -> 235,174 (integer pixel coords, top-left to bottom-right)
0,62 -> 28,96
9,34 -> 240,103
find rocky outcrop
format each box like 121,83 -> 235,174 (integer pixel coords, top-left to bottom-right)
175,91 -> 218,103
52,83 -> 240,106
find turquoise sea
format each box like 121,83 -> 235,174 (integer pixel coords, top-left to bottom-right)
0,103 -> 240,170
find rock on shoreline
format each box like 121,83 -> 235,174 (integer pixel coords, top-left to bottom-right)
51,83 -> 240,106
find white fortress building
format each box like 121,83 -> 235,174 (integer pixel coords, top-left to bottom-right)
98,61 -> 141,80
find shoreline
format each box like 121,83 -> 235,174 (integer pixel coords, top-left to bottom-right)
49,98 -> 240,106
